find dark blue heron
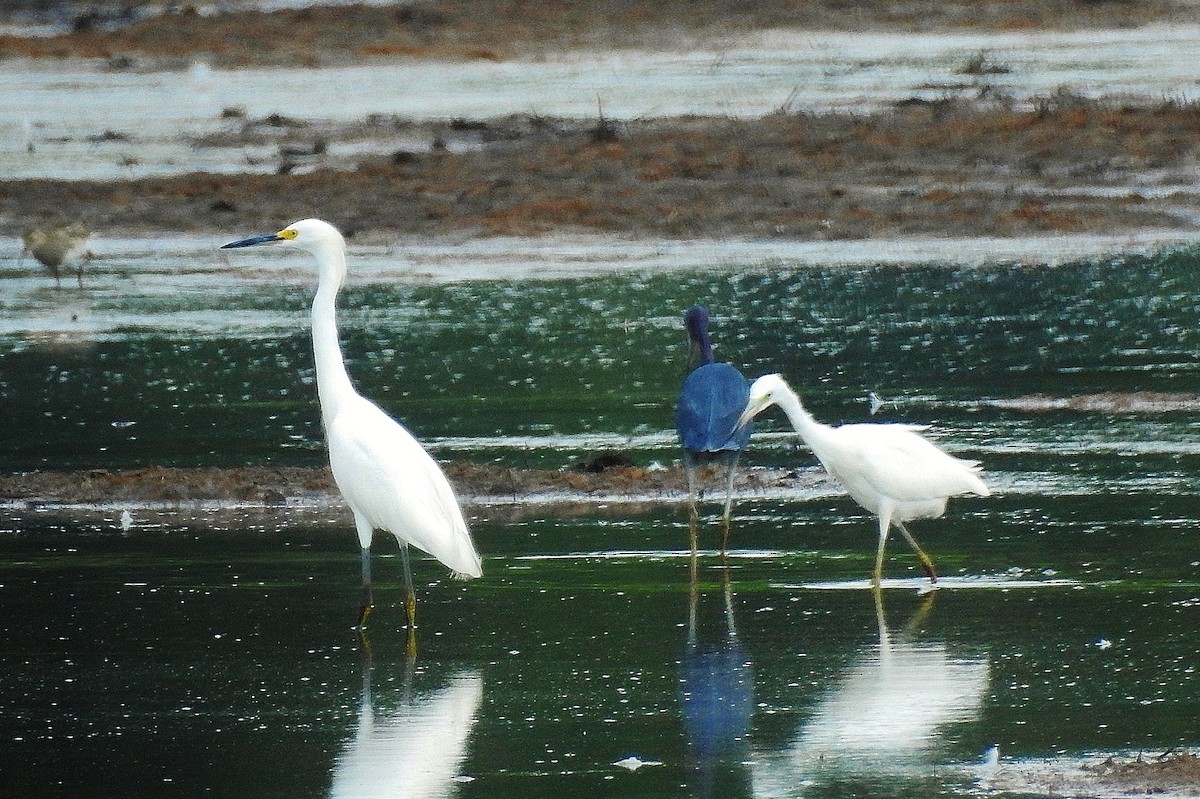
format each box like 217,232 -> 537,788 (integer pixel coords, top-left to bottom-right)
675,306 -> 752,554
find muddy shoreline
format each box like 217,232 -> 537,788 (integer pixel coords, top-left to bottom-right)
7,99 -> 1200,243
2,2 -> 1194,68
4,5 -> 1200,242
0,460 -> 818,507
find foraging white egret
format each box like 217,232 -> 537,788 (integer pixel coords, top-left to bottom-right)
675,306 -> 752,554
737,374 -> 989,586
221,219 -> 482,629
21,221 -> 91,288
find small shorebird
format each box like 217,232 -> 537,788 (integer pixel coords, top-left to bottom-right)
21,221 -> 92,288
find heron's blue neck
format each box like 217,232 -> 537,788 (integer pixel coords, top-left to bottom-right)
688,323 -> 715,369
310,246 -> 355,419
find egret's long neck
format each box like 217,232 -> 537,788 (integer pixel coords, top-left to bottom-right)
310,242 -> 356,419
773,386 -> 828,446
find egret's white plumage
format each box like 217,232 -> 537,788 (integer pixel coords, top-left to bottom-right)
221,218 -> 481,629
738,373 -> 988,586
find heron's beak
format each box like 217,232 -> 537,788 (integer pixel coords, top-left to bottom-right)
221,233 -> 283,249
736,394 -> 772,430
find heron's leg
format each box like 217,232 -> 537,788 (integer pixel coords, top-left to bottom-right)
719,452 -> 741,554
683,451 -> 700,557
400,542 -> 417,630
357,546 -> 373,629
895,520 -> 937,584
873,508 -> 893,589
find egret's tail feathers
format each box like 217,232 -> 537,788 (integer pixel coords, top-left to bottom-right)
450,568 -> 480,581
964,468 -> 991,497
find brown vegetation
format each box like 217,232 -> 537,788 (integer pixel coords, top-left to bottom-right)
0,460 -> 801,505
4,98 -> 1200,241
0,1 -> 1193,69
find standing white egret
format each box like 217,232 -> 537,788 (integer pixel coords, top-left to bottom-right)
221,219 -> 482,629
737,374 -> 988,586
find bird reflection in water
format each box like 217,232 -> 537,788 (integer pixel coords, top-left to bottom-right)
330,643 -> 482,799
679,565 -> 755,798
752,589 -> 989,794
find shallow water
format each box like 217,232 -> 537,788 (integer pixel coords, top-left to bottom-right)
2,237 -> 1199,796
1,503 -> 1197,798
1,240 -> 1198,473
5,24 -> 1200,179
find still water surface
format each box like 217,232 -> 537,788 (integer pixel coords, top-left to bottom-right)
1,241 -> 1199,796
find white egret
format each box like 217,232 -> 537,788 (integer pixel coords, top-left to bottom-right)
737,374 -> 989,586
21,221 -> 91,288
221,219 -> 482,629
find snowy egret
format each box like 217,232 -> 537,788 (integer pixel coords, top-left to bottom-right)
675,306 -> 752,554
221,219 -> 482,629
21,221 -> 91,287
737,374 -> 989,586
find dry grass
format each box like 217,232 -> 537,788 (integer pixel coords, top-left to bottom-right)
0,1 -> 1192,68
4,98 -> 1200,241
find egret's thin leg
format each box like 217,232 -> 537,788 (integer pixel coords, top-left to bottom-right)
357,546 -> 374,629
873,508 -> 893,588
719,453 -> 740,554
400,542 -> 417,630
895,520 -> 937,584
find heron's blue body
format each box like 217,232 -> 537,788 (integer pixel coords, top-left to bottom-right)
677,362 -> 752,456
675,306 -> 752,549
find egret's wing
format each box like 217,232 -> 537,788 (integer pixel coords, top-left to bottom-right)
327,397 -> 482,578
829,424 -> 988,503
675,362 -> 752,452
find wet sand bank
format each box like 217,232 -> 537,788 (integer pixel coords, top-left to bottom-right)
6,99 -> 1200,243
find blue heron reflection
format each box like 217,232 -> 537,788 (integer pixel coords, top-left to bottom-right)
680,566 -> 754,798
330,651 -> 482,799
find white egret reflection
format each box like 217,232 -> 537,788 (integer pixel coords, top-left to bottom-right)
330,661 -> 483,799
753,590 -> 989,795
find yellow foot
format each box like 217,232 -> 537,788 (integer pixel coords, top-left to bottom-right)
919,557 -> 938,584
357,603 -> 373,630
404,595 -> 417,629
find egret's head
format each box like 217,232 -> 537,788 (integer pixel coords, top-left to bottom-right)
737,373 -> 788,429
221,218 -> 344,254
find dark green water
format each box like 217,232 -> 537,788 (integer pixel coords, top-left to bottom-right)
2,245 -> 1199,796
2,503 -> 1198,798
2,247 -> 1198,470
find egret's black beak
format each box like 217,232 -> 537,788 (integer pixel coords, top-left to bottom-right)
221,233 -> 283,249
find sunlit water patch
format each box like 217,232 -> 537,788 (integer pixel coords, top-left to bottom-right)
2,241 -> 1198,477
